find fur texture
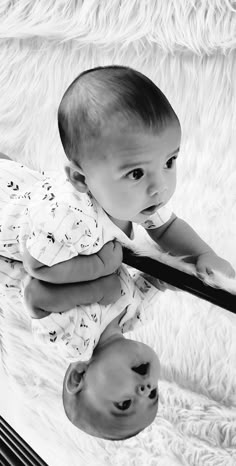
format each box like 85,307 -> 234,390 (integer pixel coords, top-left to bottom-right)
0,1 -> 236,465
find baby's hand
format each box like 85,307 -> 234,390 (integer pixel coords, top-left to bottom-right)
196,252 -> 235,279
97,240 -> 123,276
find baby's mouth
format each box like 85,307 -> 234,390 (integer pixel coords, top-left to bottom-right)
141,204 -> 162,216
132,363 -> 150,375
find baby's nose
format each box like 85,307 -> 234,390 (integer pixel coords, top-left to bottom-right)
148,181 -> 167,198
137,383 -> 153,397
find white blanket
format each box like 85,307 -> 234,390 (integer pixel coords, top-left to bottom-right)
0,1 -> 235,465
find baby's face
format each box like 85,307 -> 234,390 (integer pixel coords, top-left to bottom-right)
82,120 -> 181,226
83,337 -> 161,436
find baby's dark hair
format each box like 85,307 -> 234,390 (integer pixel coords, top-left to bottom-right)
58,65 -> 180,166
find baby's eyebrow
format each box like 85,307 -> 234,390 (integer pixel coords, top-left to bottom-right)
118,160 -> 150,171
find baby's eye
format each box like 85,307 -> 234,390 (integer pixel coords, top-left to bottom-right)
114,399 -> 132,411
126,168 -> 144,181
165,155 -> 177,169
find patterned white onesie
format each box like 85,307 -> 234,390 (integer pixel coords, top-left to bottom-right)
0,160 -> 173,362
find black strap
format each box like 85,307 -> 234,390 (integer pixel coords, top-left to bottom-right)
122,247 -> 236,313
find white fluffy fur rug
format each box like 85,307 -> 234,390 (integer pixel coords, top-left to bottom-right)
0,1 -> 236,465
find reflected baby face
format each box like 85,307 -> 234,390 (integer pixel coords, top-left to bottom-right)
82,120 -> 181,224
82,337 -> 161,436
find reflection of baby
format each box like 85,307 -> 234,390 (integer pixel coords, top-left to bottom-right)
0,65 -> 234,441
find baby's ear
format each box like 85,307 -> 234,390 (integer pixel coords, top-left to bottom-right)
64,361 -> 89,395
64,162 -> 89,193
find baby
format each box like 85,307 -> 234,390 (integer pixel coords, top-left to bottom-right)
0,65 -> 234,441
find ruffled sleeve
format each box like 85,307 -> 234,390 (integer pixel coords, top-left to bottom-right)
21,197 -> 99,266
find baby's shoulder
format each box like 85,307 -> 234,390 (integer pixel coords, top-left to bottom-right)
27,176 -> 101,240
30,173 -> 95,211
0,159 -> 44,186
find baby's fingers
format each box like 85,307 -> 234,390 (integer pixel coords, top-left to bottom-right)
196,264 -> 214,280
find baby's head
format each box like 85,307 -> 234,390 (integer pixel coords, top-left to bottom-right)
62,330 -> 161,440
58,65 -> 181,226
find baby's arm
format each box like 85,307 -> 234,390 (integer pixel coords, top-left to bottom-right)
23,240 -> 123,319
147,214 -> 235,278
24,273 -> 121,318
23,240 -> 122,283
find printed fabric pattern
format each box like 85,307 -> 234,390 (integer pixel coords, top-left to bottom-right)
0,160 -> 173,361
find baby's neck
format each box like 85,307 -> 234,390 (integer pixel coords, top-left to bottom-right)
108,216 -> 132,238
97,309 -> 127,349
